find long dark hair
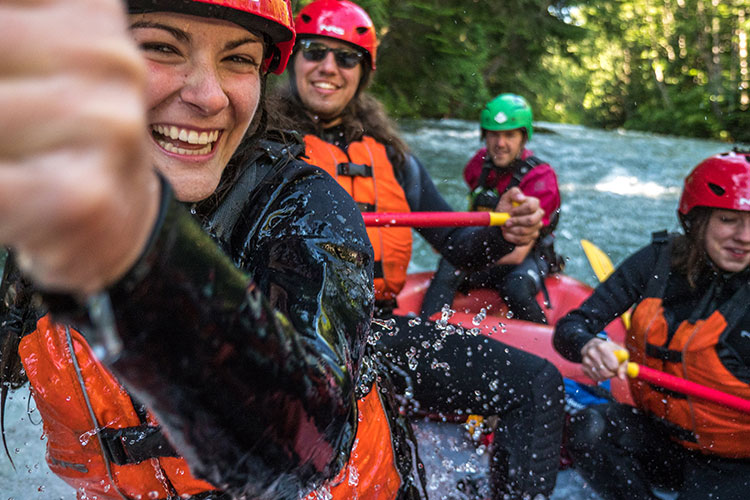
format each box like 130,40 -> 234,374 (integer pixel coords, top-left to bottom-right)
672,207 -> 712,287
0,253 -> 42,466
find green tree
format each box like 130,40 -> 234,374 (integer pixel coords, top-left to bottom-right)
292,0 -> 749,142
553,0 -> 750,141
365,0 -> 585,120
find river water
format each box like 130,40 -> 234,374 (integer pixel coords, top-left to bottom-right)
401,119 -> 739,283
1,121 -> 744,499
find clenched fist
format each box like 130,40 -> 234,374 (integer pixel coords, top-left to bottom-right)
0,0 -> 160,295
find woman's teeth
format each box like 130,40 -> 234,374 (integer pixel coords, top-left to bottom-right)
151,125 -> 220,155
160,142 -> 213,155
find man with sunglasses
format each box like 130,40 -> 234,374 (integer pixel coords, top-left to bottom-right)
272,1 -> 565,498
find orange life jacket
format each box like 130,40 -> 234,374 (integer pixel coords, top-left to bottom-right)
303,134 -> 412,301
306,382 -> 403,500
625,239 -> 750,458
19,315 -> 222,500
21,316 -> 404,500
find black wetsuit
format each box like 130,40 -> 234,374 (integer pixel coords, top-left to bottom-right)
554,236 -> 750,500
320,126 -> 565,499
36,139 -> 426,500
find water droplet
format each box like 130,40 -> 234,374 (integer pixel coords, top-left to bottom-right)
347,465 -> 360,486
472,308 -> 487,325
366,327 -> 382,345
408,354 -> 419,371
372,317 -> 396,330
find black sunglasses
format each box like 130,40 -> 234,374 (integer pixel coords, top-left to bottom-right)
299,39 -> 364,69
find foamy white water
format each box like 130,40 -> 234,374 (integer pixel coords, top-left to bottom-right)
594,175 -> 680,198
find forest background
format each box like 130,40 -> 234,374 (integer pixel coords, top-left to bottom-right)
294,0 -> 749,142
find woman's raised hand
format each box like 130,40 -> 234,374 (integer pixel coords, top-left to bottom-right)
0,0 -> 160,296
580,337 -> 628,382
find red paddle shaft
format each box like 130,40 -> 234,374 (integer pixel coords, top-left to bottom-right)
636,364 -> 750,414
614,351 -> 750,414
362,211 -> 509,228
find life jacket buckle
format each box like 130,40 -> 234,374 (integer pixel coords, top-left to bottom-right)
337,162 -> 373,177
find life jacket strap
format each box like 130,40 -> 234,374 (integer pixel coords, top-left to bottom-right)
178,492 -> 233,500
357,202 -> 376,212
373,261 -> 384,279
647,383 -> 689,400
645,343 -> 683,363
99,425 -> 178,466
337,162 -> 373,177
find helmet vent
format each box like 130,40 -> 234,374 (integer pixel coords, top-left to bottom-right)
356,27 -> 369,35
708,182 -> 726,196
301,14 -> 312,23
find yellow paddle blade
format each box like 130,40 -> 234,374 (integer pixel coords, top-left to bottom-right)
581,239 -> 631,329
622,311 -> 632,330
580,239 -> 615,282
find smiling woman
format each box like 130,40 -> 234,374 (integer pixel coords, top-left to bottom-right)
0,0 -> 423,500
704,209 -> 750,273
554,151 -> 750,500
130,13 -> 265,202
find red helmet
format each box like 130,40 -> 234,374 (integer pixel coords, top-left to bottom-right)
294,0 -> 377,69
127,0 -> 295,74
679,151 -> 750,216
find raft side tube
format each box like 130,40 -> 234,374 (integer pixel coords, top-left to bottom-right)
394,272 -> 634,405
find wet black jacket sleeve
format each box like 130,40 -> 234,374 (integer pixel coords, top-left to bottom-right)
394,152 -> 515,270
87,158 -> 374,500
553,243 -> 659,362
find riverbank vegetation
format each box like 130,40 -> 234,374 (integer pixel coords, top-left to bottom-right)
297,0 -> 749,142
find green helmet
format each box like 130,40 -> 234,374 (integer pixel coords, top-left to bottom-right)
480,93 -> 533,140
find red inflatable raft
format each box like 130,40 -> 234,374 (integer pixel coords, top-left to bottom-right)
394,272 -> 634,405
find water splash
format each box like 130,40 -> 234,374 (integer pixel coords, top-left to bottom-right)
407,346 -> 419,371
472,308 -> 488,326
365,326 -> 382,346
347,464 -> 360,486
372,317 -> 396,330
